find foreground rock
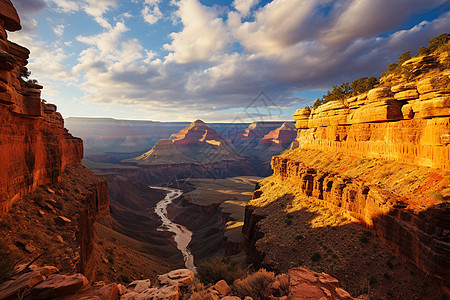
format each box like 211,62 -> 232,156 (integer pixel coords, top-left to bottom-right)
288,267 -> 353,299
121,268 -> 194,300
0,265 -> 87,300
0,264 -> 358,300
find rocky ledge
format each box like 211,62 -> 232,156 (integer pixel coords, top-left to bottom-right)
0,264 -> 356,300
293,52 -> 450,170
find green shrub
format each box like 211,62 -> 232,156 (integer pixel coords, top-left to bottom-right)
196,257 -> 246,285
295,234 -> 304,240
233,269 -> 276,300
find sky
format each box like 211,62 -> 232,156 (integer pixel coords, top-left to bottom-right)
8,0 -> 450,122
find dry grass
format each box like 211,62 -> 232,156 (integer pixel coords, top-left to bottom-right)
232,269 -> 276,300
196,256 -> 247,285
246,150 -> 446,300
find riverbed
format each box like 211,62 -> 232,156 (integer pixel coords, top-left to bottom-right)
152,187 -> 196,272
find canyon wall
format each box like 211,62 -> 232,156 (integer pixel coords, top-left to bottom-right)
0,1 -> 83,215
245,50 -> 450,295
267,155 -> 449,293
0,1 -> 109,280
293,54 -> 450,170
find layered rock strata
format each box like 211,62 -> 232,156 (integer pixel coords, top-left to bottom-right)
267,153 -> 449,293
123,120 -> 255,183
258,122 -> 297,146
0,1 -> 83,215
293,54 -> 450,170
126,120 -> 243,165
245,50 -> 450,296
0,1 -> 108,281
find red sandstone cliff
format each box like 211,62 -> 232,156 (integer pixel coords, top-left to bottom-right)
0,1 -> 84,215
0,1 -> 109,280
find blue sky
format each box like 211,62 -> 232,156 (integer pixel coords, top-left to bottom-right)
8,0 -> 450,122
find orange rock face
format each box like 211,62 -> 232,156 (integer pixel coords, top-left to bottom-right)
0,5 -> 83,215
269,154 -> 449,295
288,267 -> 353,299
293,72 -> 449,170
259,122 -> 297,146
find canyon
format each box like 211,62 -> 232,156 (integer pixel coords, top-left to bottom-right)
0,0 -> 449,298
244,48 -> 450,299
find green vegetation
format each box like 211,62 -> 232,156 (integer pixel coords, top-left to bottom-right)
312,33 -> 449,109
359,231 -> 371,244
196,256 -> 246,284
313,76 -> 378,108
380,33 -> 449,80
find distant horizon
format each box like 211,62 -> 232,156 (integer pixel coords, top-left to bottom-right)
66,116 -> 294,124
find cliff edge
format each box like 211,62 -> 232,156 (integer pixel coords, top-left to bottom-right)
0,0 -> 85,215
244,43 -> 450,299
0,0 -> 109,280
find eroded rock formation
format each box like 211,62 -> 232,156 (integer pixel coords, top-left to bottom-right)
122,120 -> 255,184
0,1 -> 109,281
244,48 -> 449,297
0,1 -> 83,215
292,54 -> 450,170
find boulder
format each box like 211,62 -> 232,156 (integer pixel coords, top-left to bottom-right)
0,271 -> 44,300
288,267 -> 354,299
158,269 -> 194,287
95,283 -> 119,300
214,280 -> 231,297
25,243 -> 36,253
55,215 -> 72,225
401,103 -> 414,119
122,285 -> 180,300
127,279 -> 151,293
29,273 -> 88,299
35,266 -> 59,277
147,285 -> 179,300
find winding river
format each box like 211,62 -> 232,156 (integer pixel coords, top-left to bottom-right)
152,187 -> 196,272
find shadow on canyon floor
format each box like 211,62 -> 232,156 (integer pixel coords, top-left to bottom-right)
245,193 -> 446,300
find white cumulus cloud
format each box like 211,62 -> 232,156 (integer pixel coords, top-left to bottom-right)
142,0 -> 163,25
164,0 -> 231,63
